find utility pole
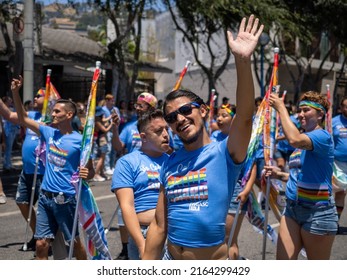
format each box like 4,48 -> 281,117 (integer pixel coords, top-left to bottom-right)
23,0 -> 34,102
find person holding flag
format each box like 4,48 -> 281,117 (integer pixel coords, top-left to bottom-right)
143,15 -> 263,260
11,76 -> 95,260
265,91 -> 338,259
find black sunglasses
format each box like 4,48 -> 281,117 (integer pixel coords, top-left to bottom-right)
164,102 -> 200,124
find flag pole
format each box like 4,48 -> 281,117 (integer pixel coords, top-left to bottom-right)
22,155 -> 39,251
227,200 -> 241,255
68,61 -> 101,260
172,60 -> 191,91
262,47 -> 279,260
105,205 -> 120,235
326,84 -> 332,134
23,69 -> 52,251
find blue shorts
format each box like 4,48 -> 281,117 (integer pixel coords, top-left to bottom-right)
284,197 -> 338,235
99,143 -> 109,154
228,182 -> 248,214
15,171 -> 44,205
35,191 -> 79,242
128,225 -> 149,260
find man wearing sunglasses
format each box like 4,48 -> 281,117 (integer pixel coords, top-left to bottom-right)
143,15 -> 264,260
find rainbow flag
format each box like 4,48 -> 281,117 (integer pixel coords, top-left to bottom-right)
73,62 -> 112,260
173,60 -> 191,91
263,48 -> 279,167
35,70 -> 61,165
239,97 -> 278,244
261,48 -> 284,221
239,49 -> 282,243
40,69 -> 61,124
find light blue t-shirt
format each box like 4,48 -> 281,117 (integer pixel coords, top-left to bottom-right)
102,105 -> 120,119
39,125 -> 82,195
168,128 -> 183,151
119,120 -> 141,153
332,114 -> 347,162
160,139 -> 244,248
210,130 -> 227,142
22,111 -> 45,175
111,150 -> 168,213
277,115 -> 299,154
286,129 -> 334,205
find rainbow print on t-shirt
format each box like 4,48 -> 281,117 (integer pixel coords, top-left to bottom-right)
147,171 -> 160,190
297,182 -> 330,205
288,149 -> 302,169
166,168 -> 208,203
339,127 -> 347,138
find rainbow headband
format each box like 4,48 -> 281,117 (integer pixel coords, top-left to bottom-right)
299,101 -> 326,113
220,105 -> 235,117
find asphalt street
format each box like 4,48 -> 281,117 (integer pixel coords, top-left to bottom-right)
0,151 -> 346,260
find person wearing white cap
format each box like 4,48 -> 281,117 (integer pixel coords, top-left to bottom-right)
112,92 -> 157,154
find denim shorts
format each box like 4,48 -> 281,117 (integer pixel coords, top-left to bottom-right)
128,225 -> 149,260
284,197 -> 338,235
15,171 -> 44,205
228,182 -> 248,214
35,191 -> 79,242
99,143 -> 109,154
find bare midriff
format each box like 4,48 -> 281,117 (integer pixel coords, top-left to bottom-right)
167,240 -> 228,260
137,209 -> 156,226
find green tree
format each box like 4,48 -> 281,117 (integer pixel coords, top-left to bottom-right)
277,0 -> 347,102
165,0 -> 347,103
164,0 -> 298,103
93,0 -> 148,103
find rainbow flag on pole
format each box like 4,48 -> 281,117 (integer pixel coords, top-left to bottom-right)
173,60 -> 191,91
41,70 -> 60,124
325,84 -> 332,134
72,62 -> 112,260
36,70 -> 61,165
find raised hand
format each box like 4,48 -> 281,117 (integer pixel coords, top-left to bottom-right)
269,93 -> 285,112
227,15 -> 264,60
11,76 -> 23,93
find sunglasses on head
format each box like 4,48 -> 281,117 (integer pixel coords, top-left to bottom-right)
164,102 -> 201,124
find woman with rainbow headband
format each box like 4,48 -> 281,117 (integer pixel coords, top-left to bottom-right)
264,91 -> 338,260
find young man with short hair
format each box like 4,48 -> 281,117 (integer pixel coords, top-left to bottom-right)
143,15 -> 263,260
11,76 -> 95,260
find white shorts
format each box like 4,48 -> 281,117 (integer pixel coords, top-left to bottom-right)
333,160 -> 347,192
